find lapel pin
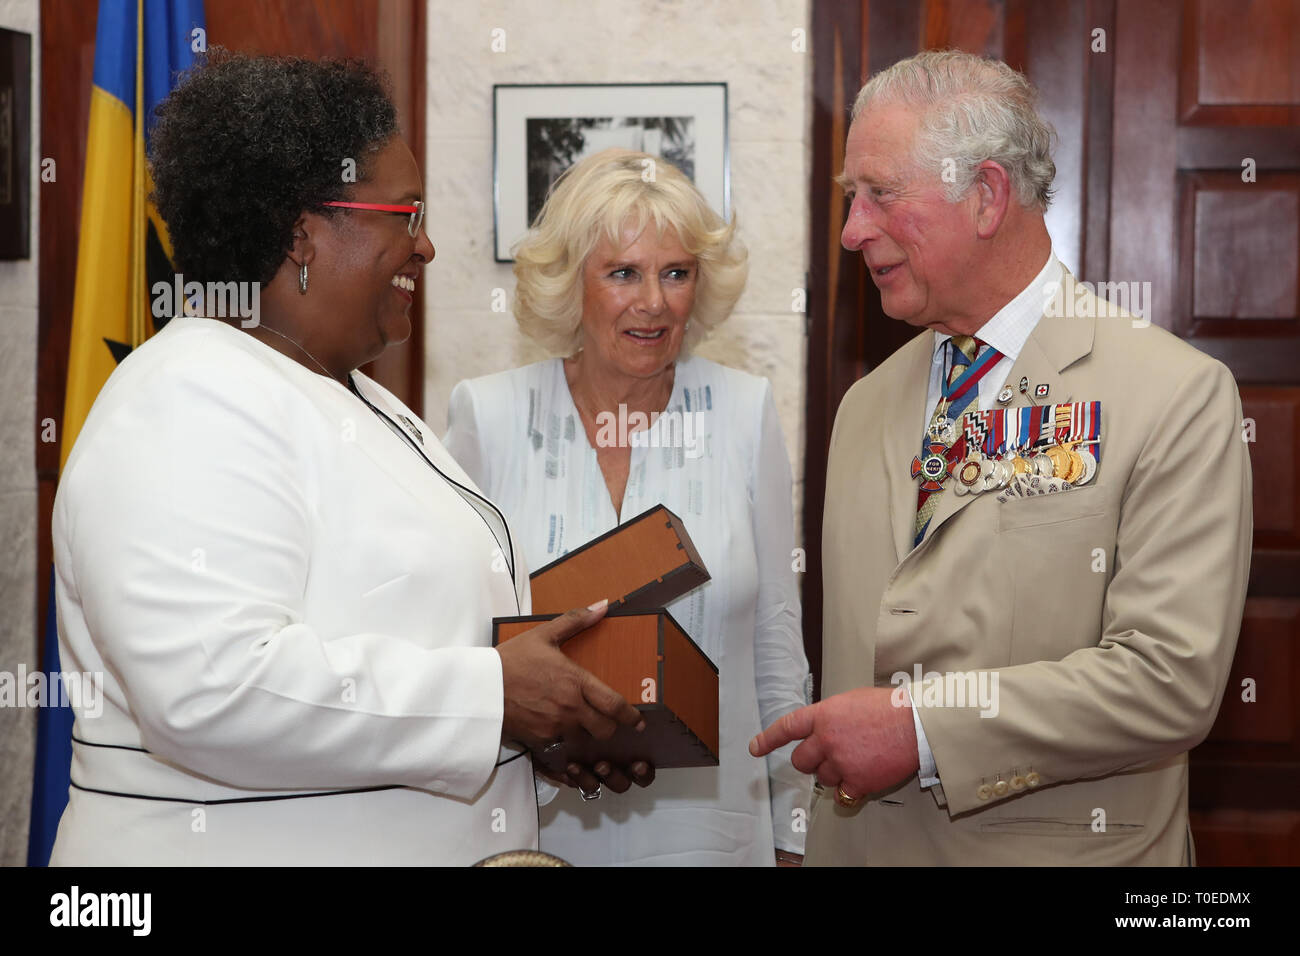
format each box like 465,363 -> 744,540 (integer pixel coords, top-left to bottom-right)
997,386 -> 1014,405
1018,376 -> 1029,394
1034,383 -> 1050,399
398,414 -> 424,445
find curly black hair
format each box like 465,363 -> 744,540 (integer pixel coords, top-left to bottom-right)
150,48 -> 398,285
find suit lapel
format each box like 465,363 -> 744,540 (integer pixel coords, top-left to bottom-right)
328,381 -> 451,518
346,378 -> 521,584
885,333 -> 938,564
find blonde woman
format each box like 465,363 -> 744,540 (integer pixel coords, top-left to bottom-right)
444,149 -> 811,866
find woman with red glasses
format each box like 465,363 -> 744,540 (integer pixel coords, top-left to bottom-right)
48,50 -> 646,866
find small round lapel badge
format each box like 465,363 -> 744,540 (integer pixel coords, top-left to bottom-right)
997,386 -> 1014,405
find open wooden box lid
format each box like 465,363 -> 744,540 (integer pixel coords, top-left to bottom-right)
528,504 -> 710,615
493,609 -> 719,770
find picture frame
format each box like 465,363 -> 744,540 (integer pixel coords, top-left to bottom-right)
492,82 -> 729,262
0,27 -> 32,261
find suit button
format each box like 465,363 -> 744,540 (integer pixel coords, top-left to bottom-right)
993,779 -> 1009,797
1025,772 -> 1041,788
976,783 -> 993,800
1010,775 -> 1027,791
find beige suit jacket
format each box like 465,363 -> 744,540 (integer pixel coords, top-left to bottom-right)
807,277 -> 1252,865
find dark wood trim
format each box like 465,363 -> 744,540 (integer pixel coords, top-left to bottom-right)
36,0 -> 97,659
804,0 -> 868,699
1081,0 -> 1115,282
1188,762 -> 1300,811
1178,127 -> 1300,170
1248,551 -> 1300,596
363,0 -> 425,415
1185,337 -> 1300,385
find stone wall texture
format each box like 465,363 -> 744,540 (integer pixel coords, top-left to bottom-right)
422,0 -> 811,533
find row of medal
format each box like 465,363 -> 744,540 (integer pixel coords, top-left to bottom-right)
952,440 -> 1097,497
921,401 -> 1103,498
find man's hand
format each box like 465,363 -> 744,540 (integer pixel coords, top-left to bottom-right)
749,687 -> 920,803
497,600 -> 645,751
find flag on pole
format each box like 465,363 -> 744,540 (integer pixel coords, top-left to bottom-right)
27,0 -> 205,867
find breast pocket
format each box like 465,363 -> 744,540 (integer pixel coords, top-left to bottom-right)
996,488 -> 1106,532
995,490 -> 1115,663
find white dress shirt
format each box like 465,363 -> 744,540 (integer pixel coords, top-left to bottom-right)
909,251 -> 1063,786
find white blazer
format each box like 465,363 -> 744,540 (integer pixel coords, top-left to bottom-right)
50,316 -> 535,866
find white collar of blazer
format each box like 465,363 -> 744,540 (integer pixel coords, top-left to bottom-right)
883,268 -> 1098,563
169,318 -> 522,597
343,374 -> 519,589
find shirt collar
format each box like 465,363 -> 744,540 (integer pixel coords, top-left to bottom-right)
932,249 -> 1063,362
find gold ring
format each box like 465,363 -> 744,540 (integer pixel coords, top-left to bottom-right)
834,785 -> 861,808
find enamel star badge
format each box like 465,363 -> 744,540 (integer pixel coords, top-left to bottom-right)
911,442 -> 956,492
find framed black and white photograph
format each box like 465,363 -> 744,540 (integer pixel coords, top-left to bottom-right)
493,83 -> 728,262
0,27 -> 32,260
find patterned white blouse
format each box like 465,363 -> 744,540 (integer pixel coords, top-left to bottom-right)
445,354 -> 812,866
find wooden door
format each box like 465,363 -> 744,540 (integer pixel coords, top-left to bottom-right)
1109,0 -> 1300,865
806,0 -> 1299,864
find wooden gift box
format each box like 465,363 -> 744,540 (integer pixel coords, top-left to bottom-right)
528,504 -> 709,614
493,609 -> 719,769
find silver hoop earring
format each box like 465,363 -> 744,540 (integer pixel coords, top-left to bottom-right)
299,263 -> 309,295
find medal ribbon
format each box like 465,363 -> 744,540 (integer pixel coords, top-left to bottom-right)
1026,406 -> 1042,449
1027,401 -> 1103,458
942,342 -> 1002,405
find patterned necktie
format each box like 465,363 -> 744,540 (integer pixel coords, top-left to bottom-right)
914,336 -> 998,546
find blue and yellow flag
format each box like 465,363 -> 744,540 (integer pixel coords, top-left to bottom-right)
28,0 -> 205,867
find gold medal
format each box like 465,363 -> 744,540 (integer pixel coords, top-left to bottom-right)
1045,444 -> 1072,479
957,458 -> 983,487
1065,444 -> 1085,484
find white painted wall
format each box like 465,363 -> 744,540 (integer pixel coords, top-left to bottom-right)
0,0 -> 39,866
423,0 -> 811,532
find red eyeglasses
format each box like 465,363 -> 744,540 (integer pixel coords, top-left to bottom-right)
321,199 -> 425,237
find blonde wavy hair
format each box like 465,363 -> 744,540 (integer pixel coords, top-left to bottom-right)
512,148 -> 748,356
